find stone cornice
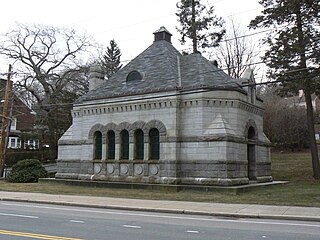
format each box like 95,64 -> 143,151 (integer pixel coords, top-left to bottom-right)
72,98 -> 264,118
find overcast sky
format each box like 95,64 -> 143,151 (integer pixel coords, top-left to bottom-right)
0,0 -> 264,74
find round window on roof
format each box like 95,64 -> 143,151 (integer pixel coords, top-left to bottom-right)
126,71 -> 142,82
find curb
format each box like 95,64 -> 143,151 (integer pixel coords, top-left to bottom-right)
1,198 -> 320,223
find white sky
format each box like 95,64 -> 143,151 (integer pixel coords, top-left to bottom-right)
0,0 -> 264,75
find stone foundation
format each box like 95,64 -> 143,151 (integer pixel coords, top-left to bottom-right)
56,158 -> 272,186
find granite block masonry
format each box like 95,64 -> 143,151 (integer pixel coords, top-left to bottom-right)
56,27 -> 272,186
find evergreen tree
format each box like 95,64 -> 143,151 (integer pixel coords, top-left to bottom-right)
250,0 -> 320,179
176,0 -> 225,53
102,39 -> 122,79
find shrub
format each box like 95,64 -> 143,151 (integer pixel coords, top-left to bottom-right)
5,150 -> 40,167
8,159 -> 48,183
263,97 -> 309,150
5,148 -> 52,167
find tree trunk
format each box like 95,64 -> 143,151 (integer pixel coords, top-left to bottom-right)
47,110 -> 58,160
304,87 -> 320,179
191,0 -> 197,53
295,5 -> 320,179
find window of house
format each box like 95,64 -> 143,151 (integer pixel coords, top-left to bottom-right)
120,130 -> 129,159
17,139 -> 21,148
10,118 -> 17,131
9,137 -> 20,149
94,131 -> 102,160
149,128 -> 160,160
24,139 -> 39,150
126,71 -> 142,82
107,130 -> 115,160
134,129 -> 144,160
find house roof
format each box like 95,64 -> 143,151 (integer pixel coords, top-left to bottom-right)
0,79 -> 33,111
76,28 -> 242,104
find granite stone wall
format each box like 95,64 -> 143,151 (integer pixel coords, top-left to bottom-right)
56,90 -> 272,186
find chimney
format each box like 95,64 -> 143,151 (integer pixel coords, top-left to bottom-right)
89,65 -> 105,91
153,26 -> 172,43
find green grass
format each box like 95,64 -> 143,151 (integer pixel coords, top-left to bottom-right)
272,149 -> 315,182
0,148 -> 320,207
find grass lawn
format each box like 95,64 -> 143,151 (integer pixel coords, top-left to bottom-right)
0,148 -> 319,207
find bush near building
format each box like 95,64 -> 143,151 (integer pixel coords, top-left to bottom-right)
263,95 -> 309,150
5,148 -> 51,167
8,159 -> 48,183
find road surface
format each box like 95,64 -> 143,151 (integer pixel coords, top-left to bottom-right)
0,201 -> 319,239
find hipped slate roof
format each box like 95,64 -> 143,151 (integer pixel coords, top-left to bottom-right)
76,28 -> 242,104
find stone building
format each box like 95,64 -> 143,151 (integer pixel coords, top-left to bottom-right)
56,27 -> 272,186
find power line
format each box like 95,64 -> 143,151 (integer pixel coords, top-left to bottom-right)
3,53 -> 317,82
6,64 -> 318,109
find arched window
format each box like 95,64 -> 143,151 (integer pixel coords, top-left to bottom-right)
126,70 -> 142,82
120,130 -> 129,159
134,129 -> 144,160
107,130 -> 115,160
94,131 -> 102,160
149,128 -> 159,160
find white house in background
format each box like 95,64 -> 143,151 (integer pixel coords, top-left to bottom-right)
286,90 -> 320,112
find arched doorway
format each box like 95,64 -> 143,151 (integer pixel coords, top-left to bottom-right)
247,126 -> 256,180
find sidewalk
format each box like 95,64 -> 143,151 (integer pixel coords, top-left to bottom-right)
0,191 -> 320,222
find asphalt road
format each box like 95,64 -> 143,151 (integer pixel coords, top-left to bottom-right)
0,201 -> 320,240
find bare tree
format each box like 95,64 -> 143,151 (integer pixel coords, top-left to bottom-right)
260,85 -> 309,150
0,23 -> 96,159
211,18 -> 258,79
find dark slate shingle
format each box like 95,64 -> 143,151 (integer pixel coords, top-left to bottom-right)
76,40 -> 242,104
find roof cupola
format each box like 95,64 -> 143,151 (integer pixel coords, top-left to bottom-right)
153,26 -> 172,43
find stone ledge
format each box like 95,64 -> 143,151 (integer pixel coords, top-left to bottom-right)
40,178 -> 287,194
58,136 -> 271,146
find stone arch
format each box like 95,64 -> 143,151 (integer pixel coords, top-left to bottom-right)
88,124 -> 105,140
103,123 -> 117,160
131,121 -> 147,142
116,122 -> 131,131
244,119 -> 258,140
102,123 -> 117,138
131,121 -> 147,131
145,120 -> 166,160
115,122 -> 131,144
146,120 -> 167,136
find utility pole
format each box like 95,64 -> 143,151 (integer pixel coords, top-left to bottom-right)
0,64 -> 12,177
